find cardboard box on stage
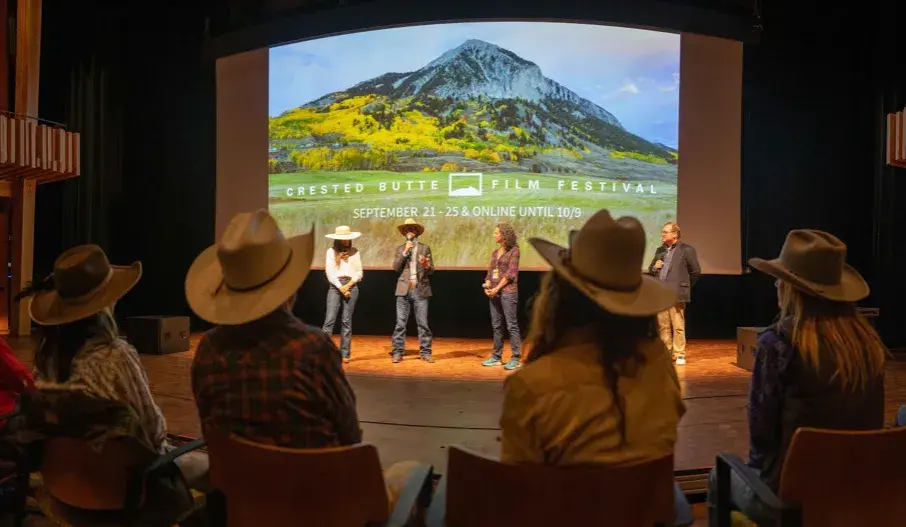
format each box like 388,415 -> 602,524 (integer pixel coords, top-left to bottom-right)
124,316 -> 191,355
736,327 -> 764,372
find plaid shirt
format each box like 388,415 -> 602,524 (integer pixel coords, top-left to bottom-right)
486,246 -> 520,294
191,307 -> 362,448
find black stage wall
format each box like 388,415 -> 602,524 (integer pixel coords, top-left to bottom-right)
33,0 -> 906,346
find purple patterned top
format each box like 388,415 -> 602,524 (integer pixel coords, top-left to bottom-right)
747,319 -> 795,469
486,246 -> 520,294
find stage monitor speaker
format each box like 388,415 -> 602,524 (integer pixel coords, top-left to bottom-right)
124,316 -> 191,355
736,326 -> 764,372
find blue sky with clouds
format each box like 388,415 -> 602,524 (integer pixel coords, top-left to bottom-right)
269,22 -> 680,148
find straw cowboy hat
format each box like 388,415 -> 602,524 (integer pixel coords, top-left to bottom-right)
325,226 -> 361,241
530,209 -> 677,316
748,229 -> 869,302
397,218 -> 425,237
185,209 -> 314,325
26,245 -> 142,326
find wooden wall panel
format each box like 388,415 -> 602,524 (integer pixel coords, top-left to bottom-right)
0,0 -> 8,113
9,0 -> 41,336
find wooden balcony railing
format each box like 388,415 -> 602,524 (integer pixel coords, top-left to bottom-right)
887,109 -> 906,169
0,114 -> 80,184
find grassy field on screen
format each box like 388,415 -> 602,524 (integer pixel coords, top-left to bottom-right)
270,171 -> 676,269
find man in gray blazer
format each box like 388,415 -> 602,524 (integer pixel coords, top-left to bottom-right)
390,218 -> 435,363
648,221 -> 701,365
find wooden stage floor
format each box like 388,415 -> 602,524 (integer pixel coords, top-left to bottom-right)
6,334 -> 906,476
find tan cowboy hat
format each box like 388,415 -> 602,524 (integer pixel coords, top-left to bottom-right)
748,229 -> 869,302
28,245 -> 142,326
529,210 -> 677,316
185,209 -> 314,325
325,226 -> 361,240
397,218 -> 425,237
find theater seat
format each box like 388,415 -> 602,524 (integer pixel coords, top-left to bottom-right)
204,429 -> 433,527
712,426 -> 906,526
426,445 -> 676,526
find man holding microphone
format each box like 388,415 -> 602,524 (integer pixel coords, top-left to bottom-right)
648,221 -> 700,365
390,218 -> 435,363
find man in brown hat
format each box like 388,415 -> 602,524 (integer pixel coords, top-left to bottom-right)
187,210 -> 362,448
390,218 -> 435,363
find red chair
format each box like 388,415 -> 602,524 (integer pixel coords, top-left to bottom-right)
0,338 -> 35,527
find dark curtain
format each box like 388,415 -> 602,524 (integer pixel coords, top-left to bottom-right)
38,1 -> 215,321
60,55 -> 125,254
870,0 -> 906,346
36,1 -> 127,273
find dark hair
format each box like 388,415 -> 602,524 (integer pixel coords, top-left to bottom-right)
332,239 -> 354,267
34,310 -> 118,382
497,222 -> 518,251
524,272 -> 656,445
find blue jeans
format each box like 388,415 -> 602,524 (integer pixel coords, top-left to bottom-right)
896,405 -> 906,427
391,289 -> 432,358
490,291 -> 521,361
706,461 -> 775,525
673,482 -> 694,526
323,279 -> 359,359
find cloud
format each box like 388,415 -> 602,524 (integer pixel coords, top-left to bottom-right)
267,21 -> 680,138
618,80 -> 641,95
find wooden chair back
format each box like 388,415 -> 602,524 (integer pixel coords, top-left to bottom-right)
205,429 -> 391,526
41,437 -> 144,510
443,446 -> 675,526
779,426 -> 906,526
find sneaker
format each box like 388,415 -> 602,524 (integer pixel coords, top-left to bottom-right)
482,357 -> 503,367
675,355 -> 686,365
391,355 -> 402,363
342,357 -> 351,364
504,359 -> 521,370
421,355 -> 435,363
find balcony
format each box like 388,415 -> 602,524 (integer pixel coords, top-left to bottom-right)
0,113 -> 80,195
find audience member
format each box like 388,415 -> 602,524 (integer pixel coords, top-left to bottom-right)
187,210 -> 361,447
0,337 -> 33,422
707,230 -> 886,524
15,244 -> 209,492
188,210 -> 425,509
500,210 -> 692,526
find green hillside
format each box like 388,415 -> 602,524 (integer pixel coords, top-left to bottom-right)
268,94 -> 677,174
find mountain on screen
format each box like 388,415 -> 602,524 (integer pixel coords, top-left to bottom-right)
269,39 -> 677,178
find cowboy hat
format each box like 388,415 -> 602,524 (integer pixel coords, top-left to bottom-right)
185,209 -> 314,325
748,229 -> 868,302
27,245 -> 142,326
530,210 -> 677,316
325,226 -> 361,241
397,218 -> 425,237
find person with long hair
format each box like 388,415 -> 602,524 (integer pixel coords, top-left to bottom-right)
481,222 -> 522,370
16,245 -> 210,503
707,230 -> 886,524
499,210 -> 692,526
322,226 -> 364,362
19,246 -> 167,453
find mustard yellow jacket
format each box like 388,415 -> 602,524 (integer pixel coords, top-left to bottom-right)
500,329 -> 686,465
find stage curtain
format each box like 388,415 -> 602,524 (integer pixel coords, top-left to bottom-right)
870,0 -> 906,347
59,53 -> 126,256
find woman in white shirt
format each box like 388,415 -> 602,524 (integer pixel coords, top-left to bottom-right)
323,226 -> 364,362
